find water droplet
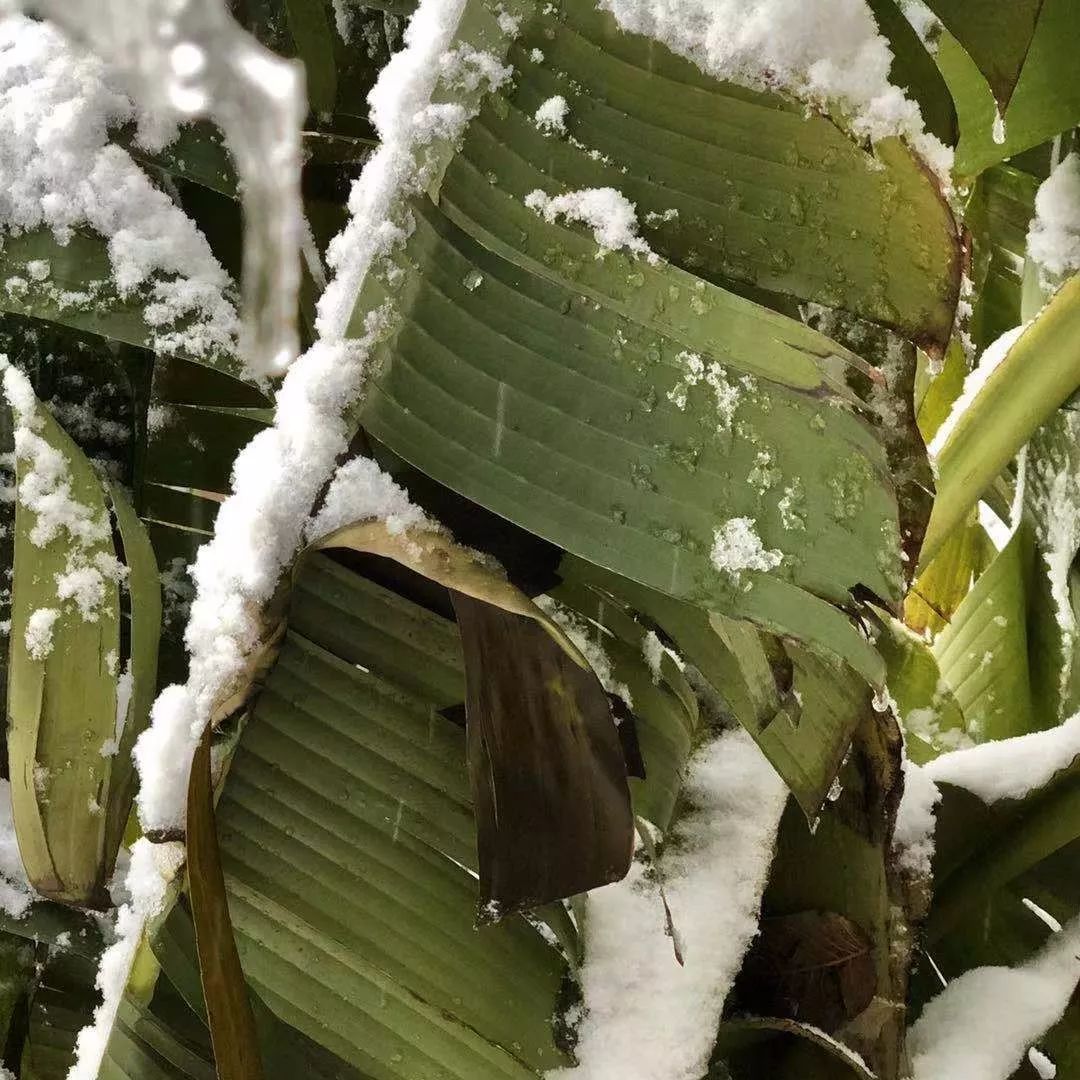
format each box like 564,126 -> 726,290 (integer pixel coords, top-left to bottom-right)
462,269 -> 483,291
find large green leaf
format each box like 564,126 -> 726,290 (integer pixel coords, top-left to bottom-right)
215,554 -> 574,1079
921,274 -> 1080,566
330,0 -> 962,679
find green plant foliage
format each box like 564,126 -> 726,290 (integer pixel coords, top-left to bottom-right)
7,393 -> 160,907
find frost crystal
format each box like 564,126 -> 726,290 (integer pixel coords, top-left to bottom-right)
711,517 -> 783,584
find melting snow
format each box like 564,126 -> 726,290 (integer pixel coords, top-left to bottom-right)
710,516 -> 783,584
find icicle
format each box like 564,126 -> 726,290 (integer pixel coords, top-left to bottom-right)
16,0 -> 306,378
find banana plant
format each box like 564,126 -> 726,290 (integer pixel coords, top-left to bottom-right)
0,2 -> 1077,1080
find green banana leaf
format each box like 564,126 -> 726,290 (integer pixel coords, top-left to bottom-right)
7,389 -> 161,906
214,553 -> 576,1078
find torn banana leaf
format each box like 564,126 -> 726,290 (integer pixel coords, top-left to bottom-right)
215,553 -> 575,1078
556,556 -> 861,821
307,519 -> 634,911
7,396 -> 160,906
337,0 -> 958,681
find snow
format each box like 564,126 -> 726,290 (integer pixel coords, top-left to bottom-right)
710,516 -> 783,584
0,779 -> 35,917
899,0 -> 941,50
1029,1047 -> 1057,1079
893,757 -> 941,875
135,0 -> 518,833
525,188 -> 658,263
1027,152 -> 1080,282
596,0 -> 953,181
535,595 -> 633,708
67,838 -> 185,1080
534,94 -> 568,134
0,16 -> 240,363
928,324 -> 1027,457
24,606 -> 59,660
925,712 -> 1080,804
549,728 -> 788,1080
908,917 -> 1080,1080
642,629 -> 665,682
317,0 -> 511,339
22,0 -> 305,376
306,455 -> 429,542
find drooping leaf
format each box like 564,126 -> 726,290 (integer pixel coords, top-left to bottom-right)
920,274 -> 1080,567
186,728 -> 263,1080
935,0 -> 1080,179
452,592 -> 633,917
922,0 -> 1044,110
307,520 -> 635,911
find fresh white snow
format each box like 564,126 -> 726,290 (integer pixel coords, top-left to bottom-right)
909,917 -> 1080,1080
0,15 -> 241,363
710,516 -> 783,584
534,94 -> 569,134
596,0 -> 953,181
925,712 -> 1080,804
525,188 -> 658,263
548,728 -> 788,1080
1027,152 -> 1080,282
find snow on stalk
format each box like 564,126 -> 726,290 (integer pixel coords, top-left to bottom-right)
135,0 -> 516,834
548,729 -> 789,1080
5,0 -> 305,377
596,0 -> 953,182
909,916 -> 1080,1080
